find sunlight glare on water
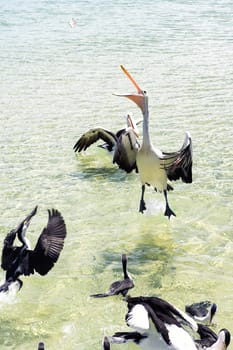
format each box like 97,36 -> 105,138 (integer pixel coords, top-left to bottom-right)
0,0 -> 233,349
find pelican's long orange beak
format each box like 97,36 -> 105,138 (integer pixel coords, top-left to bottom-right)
114,66 -> 146,113
120,65 -> 143,94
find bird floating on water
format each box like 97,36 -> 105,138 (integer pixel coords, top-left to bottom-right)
110,295 -> 199,350
90,254 -> 134,298
38,342 -> 45,350
0,206 -> 67,293
185,301 -> 217,324
115,65 -> 193,218
73,113 -> 140,173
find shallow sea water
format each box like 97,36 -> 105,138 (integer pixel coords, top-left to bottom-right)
1,0 -> 233,349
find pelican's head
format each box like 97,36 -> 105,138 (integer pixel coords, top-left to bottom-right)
114,65 -> 148,114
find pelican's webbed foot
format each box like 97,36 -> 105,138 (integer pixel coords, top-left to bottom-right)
164,205 -> 176,219
163,190 -> 176,219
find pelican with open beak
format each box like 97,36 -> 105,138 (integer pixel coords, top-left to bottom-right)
114,66 -> 193,218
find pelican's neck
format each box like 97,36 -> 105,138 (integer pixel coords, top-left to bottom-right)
142,95 -> 151,147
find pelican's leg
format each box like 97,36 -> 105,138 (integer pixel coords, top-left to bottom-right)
139,185 -> 146,213
163,190 -> 176,219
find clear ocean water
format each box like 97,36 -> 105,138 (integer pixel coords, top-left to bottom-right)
0,0 -> 233,349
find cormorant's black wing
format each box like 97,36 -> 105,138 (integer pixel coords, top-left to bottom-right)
73,128 -> 117,152
185,300 -> 212,317
195,324 -> 218,348
30,209 -> 67,275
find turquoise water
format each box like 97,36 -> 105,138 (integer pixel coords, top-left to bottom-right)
1,0 -> 233,349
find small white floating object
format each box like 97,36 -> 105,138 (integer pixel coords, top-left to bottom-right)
69,17 -> 76,28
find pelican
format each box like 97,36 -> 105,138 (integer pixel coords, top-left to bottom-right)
185,301 -> 217,324
115,66 -> 193,218
0,206 -> 67,293
110,295 -> 198,350
90,254 -> 134,298
73,113 -> 140,173
38,342 -> 45,350
196,324 -> 231,350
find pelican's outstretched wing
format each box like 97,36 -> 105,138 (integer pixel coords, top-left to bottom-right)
73,128 -> 118,152
29,209 -> 67,275
161,132 -> 193,183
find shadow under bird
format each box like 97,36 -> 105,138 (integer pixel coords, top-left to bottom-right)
0,206 -> 67,293
195,324 -> 231,350
73,113 -> 140,173
109,295 -> 199,350
90,254 -> 134,298
185,300 -> 217,324
115,66 -> 193,219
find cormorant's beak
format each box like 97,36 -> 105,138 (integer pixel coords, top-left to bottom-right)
114,65 -> 146,113
16,206 -> 38,234
23,205 -> 38,227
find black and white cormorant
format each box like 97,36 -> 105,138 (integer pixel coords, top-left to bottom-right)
73,113 -> 140,173
90,254 -> 134,298
115,66 -> 193,218
109,295 -> 198,350
38,342 -> 45,350
195,324 -> 231,350
185,301 -> 217,324
0,206 -> 67,293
